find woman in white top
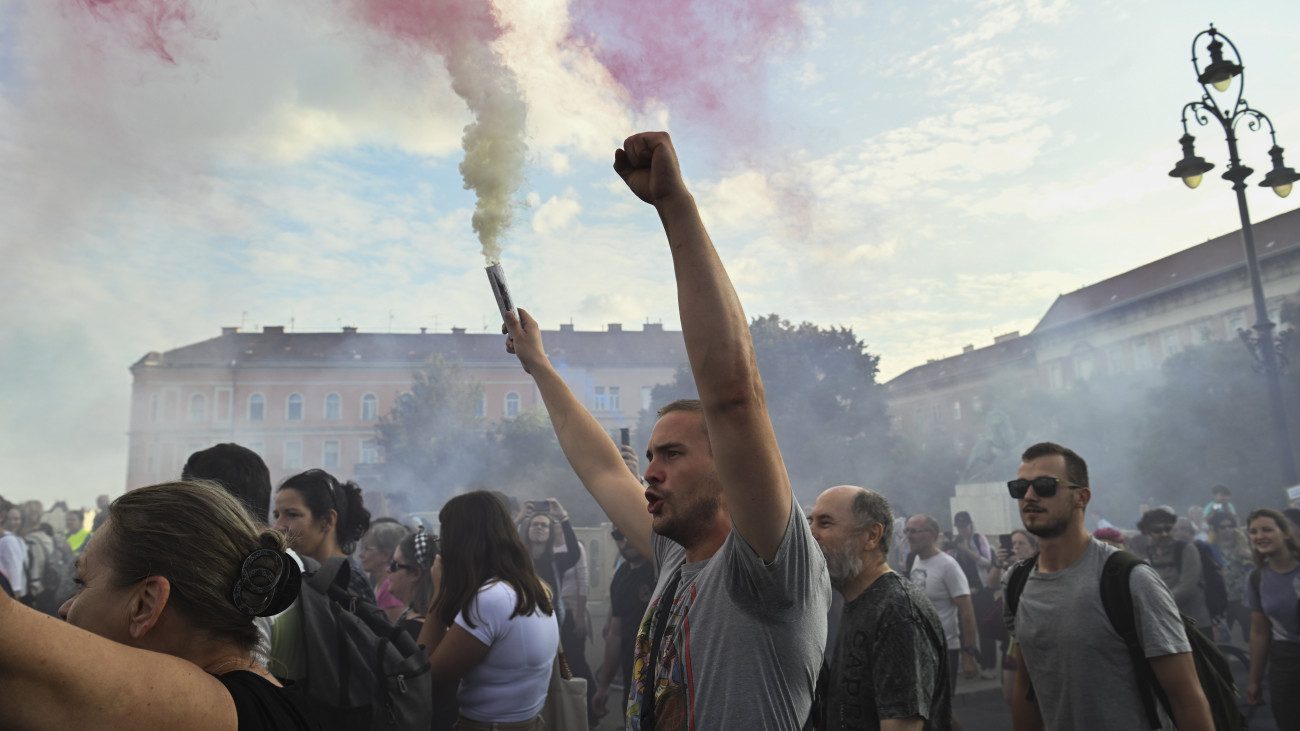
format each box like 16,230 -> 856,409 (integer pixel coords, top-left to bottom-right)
419,491 -> 559,730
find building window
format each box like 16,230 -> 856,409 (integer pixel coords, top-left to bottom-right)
323,440 -> 340,470
360,439 -> 378,465
594,386 -> 609,411
951,400 -> 962,421
641,386 -> 654,412
971,395 -> 982,414
361,393 -> 378,421
1134,339 -> 1152,370
1076,354 -> 1095,381
1161,331 -> 1180,358
150,394 -> 160,423
594,386 -> 621,411
287,393 -> 303,421
248,393 -> 265,422
474,393 -> 487,419
1226,311 -> 1247,335
324,393 -> 341,421
1107,346 -> 1124,374
283,440 -> 303,470
189,393 -> 206,422
504,392 -> 520,418
930,403 -> 941,426
1048,363 -> 1064,390
1191,320 -> 1212,345
608,386 -> 621,411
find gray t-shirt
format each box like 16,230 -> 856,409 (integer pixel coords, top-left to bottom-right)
826,572 -> 951,731
1002,539 -> 1191,731
625,500 -> 830,730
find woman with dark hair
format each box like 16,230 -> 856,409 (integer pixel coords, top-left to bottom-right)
388,530 -> 458,731
0,481 -> 317,730
418,491 -> 559,730
274,469 -> 373,600
1244,508 -> 1300,728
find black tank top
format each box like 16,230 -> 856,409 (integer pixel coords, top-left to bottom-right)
215,671 -> 323,730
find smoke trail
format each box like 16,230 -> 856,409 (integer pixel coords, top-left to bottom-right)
75,0 -> 216,64
350,0 -> 527,266
567,0 -> 804,143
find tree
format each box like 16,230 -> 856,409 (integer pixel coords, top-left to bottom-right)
375,354 -> 487,507
636,314 -> 896,508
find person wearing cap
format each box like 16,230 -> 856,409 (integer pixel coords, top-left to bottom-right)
593,526 -> 657,722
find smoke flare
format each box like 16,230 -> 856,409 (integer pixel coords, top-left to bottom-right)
351,0 -> 527,266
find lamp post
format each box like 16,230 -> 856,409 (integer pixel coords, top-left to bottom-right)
1169,25 -> 1300,488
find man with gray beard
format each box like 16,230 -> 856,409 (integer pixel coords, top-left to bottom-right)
811,486 -> 951,731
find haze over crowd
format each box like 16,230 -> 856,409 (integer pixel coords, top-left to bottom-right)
2,0 -> 1299,507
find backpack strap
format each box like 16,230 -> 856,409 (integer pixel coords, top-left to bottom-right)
1099,551 -> 1164,730
1003,554 -> 1038,617
906,550 -> 917,576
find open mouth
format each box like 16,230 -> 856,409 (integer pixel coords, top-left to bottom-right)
645,492 -> 664,515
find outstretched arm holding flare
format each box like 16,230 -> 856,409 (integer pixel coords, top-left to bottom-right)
506,131 -> 791,563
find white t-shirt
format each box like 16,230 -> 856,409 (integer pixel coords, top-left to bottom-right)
455,580 -> 560,723
908,551 -> 971,650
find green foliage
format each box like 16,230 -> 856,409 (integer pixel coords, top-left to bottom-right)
635,314 -> 895,507
375,355 -> 608,523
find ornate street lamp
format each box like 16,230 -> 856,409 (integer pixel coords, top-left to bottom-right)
1169,25 -> 1299,487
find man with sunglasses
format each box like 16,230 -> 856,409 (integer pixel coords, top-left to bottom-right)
1002,442 -> 1212,731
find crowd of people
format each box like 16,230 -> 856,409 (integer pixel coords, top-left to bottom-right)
1,133 -> 1298,731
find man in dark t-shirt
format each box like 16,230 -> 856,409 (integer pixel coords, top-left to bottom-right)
811,486 -> 951,731
594,527 -> 657,721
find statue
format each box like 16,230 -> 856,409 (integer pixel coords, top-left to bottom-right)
960,409 -> 1019,484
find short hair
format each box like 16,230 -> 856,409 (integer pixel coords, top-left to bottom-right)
849,488 -> 893,556
913,514 -> 941,535
1211,484 -> 1231,496
656,398 -> 702,419
953,510 -> 973,526
1011,529 -> 1038,549
362,520 -> 411,557
277,470 -> 371,554
1020,442 -> 1089,488
67,510 -> 84,522
17,500 -> 44,535
1137,507 -> 1177,533
183,444 -> 272,524
106,482 -> 292,652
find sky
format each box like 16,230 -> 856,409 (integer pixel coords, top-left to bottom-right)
2,0 -> 1299,507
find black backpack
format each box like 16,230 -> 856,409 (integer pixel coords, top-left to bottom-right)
22,534 -> 75,616
1006,550 -> 1244,731
293,557 -> 433,731
1175,540 -> 1229,618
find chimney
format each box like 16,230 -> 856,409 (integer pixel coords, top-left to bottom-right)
643,323 -> 663,333
993,331 -> 1020,344
263,326 -> 285,335
342,326 -> 358,334
419,327 -> 427,334
559,323 -> 574,333
962,344 -> 974,353
452,327 -> 467,335
221,326 -> 240,336
607,323 -> 622,333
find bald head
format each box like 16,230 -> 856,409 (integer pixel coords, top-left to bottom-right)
812,485 -> 894,556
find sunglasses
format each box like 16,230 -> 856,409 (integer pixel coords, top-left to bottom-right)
1007,476 -> 1086,499
389,559 -> 419,574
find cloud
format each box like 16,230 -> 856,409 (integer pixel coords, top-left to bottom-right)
531,192 -> 582,235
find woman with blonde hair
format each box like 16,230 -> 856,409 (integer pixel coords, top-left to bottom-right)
1243,508 -> 1300,729
420,491 -> 558,730
0,481 -> 317,729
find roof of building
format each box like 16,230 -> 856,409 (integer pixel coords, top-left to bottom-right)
885,335 -> 1037,395
132,324 -> 687,370
1034,206 -> 1300,333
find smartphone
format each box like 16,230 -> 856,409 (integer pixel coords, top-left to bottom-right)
527,500 -> 546,512
999,534 -> 1013,552
620,428 -> 630,446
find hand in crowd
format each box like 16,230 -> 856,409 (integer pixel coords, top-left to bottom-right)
962,653 -> 979,680
1246,680 -> 1263,706
591,684 -> 609,720
996,546 -> 1012,567
503,309 -> 547,376
620,444 -> 640,479
612,131 -> 688,207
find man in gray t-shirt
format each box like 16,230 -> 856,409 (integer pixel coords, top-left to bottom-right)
506,132 -> 830,731
1002,442 -> 1213,731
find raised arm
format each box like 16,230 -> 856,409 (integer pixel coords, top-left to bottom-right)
0,590 -> 240,731
613,131 -> 790,562
505,309 -> 653,560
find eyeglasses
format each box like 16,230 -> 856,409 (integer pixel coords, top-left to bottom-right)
389,559 -> 419,574
1007,477 -> 1086,499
